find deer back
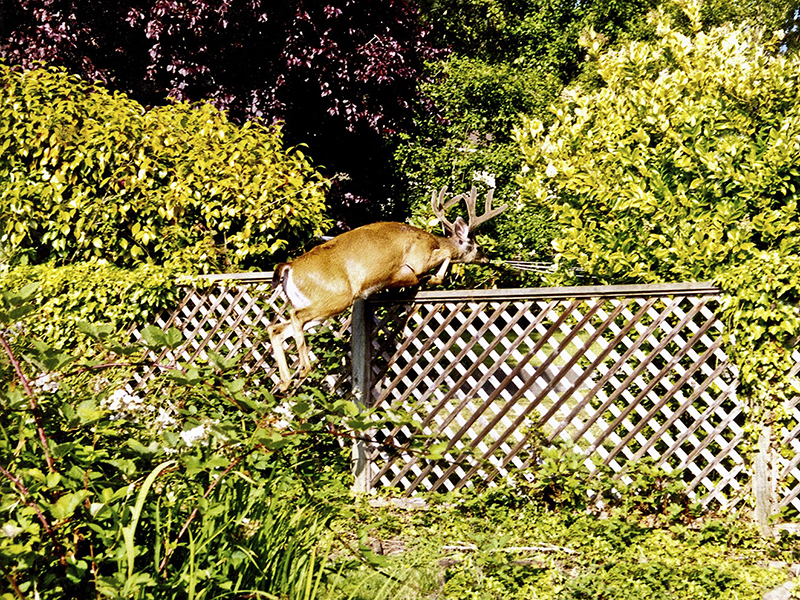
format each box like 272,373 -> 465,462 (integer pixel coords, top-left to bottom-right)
278,222 -> 448,320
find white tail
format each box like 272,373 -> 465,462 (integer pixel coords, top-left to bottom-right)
268,186 -> 506,391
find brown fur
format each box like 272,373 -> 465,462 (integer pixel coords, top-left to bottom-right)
267,187 -> 505,391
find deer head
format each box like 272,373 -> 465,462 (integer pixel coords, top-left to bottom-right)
268,186 -> 506,391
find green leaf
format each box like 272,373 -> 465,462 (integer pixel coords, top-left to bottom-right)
122,460 -> 177,580
206,348 -> 234,371
425,441 -> 450,460
76,399 -> 103,423
164,326 -> 184,349
256,428 -> 288,450
224,378 -> 246,393
140,325 -> 167,348
51,490 -> 91,520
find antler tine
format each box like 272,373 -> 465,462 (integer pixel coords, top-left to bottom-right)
466,186 -> 508,231
431,185 -> 462,231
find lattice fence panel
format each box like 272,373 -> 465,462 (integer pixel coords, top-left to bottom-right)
364,285 -> 746,509
132,278 -> 800,516
776,348 -> 800,516
129,279 -> 351,393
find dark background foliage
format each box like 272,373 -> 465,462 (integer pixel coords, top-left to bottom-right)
0,0 -> 440,228
1,0 -> 797,245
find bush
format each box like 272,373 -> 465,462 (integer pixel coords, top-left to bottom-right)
0,283 -> 353,599
515,0 -> 800,408
0,62 -> 330,271
0,261 -> 183,350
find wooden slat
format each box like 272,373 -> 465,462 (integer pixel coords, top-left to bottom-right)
579,297 -> 712,452
370,281 -> 721,304
374,301 -> 552,487
376,302 -> 513,446
598,311 -> 722,466
545,297 -> 660,441
421,299 -> 593,492
445,299 -> 610,490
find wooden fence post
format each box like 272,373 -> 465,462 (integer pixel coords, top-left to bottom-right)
351,299 -> 373,494
753,411 -> 773,535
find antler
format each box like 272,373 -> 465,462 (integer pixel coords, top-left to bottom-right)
431,185 -> 508,232
431,186 -> 463,232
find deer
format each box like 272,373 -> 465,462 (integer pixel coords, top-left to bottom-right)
267,186 -> 507,391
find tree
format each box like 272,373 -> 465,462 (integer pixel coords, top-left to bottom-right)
515,0 -> 800,406
397,0 -> 799,270
0,0 -> 439,227
396,0 -> 660,269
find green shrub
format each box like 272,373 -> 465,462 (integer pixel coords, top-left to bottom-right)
515,0 -> 800,409
0,261 -> 182,350
0,284 -> 351,599
0,62 -> 330,271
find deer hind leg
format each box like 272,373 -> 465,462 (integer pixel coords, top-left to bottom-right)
289,310 -> 313,378
268,319 -> 296,392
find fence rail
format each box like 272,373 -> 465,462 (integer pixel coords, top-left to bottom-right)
134,275 -> 800,522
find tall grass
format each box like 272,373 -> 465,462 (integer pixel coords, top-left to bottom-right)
148,472 -> 335,600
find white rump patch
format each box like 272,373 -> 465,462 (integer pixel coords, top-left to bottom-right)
283,268 -> 312,309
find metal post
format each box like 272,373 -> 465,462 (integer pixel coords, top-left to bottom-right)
351,299 -> 373,494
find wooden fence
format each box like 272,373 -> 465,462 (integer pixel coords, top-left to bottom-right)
134,274 -> 800,521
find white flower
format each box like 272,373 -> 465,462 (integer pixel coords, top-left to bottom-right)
271,401 -> 295,430
1,522 -> 24,539
102,389 -> 145,420
472,171 -> 496,188
180,424 -> 208,447
2,321 -> 27,341
32,372 -> 60,394
545,163 -> 558,178
154,406 -> 178,431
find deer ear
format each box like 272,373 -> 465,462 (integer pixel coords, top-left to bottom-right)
452,217 -> 470,241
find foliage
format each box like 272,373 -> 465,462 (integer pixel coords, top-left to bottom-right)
394,55 -> 561,262
0,283 -> 349,599
716,252 -> 800,412
418,0 -> 660,68
396,0 -> 661,278
324,453 -> 791,600
0,62 -> 330,270
1,271 -> 794,599
0,0 -> 439,226
467,444 -> 702,526
515,0 -> 800,409
0,277 -> 450,599
399,0 -> 799,279
0,261 -> 183,350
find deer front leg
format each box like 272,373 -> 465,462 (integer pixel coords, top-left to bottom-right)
427,254 -> 451,285
386,263 -> 423,288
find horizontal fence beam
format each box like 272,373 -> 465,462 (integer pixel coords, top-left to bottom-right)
368,281 -> 721,304
198,271 -> 275,284
197,274 -> 721,301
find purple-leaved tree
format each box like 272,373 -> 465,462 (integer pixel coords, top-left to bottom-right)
0,0 -> 442,227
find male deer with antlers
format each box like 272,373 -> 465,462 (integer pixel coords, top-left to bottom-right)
268,186 -> 507,391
